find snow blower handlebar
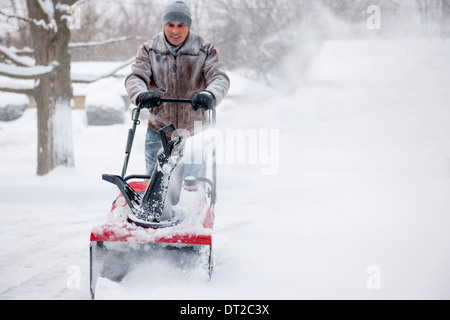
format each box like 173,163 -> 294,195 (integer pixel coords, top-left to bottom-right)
158,98 -> 193,105
121,107 -> 142,178
121,98 -> 215,179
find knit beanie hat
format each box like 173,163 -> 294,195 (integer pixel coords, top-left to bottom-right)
161,1 -> 192,29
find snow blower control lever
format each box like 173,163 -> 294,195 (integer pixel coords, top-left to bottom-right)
159,124 -> 179,158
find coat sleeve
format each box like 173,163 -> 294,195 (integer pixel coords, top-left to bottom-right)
125,43 -> 153,105
203,44 -> 230,106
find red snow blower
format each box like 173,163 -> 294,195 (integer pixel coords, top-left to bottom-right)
89,99 -> 217,299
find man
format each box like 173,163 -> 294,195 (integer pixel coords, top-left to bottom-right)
125,1 -> 230,175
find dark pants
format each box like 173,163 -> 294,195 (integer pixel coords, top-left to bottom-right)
145,128 -> 163,176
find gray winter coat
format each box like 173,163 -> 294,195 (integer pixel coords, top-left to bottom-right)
125,31 -> 230,132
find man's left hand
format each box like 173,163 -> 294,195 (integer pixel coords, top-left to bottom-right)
192,91 -> 216,111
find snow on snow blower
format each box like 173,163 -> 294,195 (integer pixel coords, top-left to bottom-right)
90,99 -> 217,299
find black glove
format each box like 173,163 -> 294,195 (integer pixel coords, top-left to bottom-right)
137,91 -> 162,109
192,91 -> 216,111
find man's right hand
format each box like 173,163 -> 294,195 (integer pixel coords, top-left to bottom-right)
137,91 -> 162,109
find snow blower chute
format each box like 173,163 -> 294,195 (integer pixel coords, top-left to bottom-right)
89,99 -> 217,299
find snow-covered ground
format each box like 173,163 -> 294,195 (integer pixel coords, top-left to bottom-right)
1,38 -> 450,300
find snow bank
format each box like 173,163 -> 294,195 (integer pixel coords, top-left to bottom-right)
0,92 -> 29,121
85,91 -> 125,125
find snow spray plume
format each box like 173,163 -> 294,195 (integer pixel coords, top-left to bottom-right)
274,1 -> 354,93
275,0 -> 450,93
179,121 -> 280,176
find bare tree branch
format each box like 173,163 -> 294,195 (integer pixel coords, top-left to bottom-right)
71,0 -> 90,7
7,47 -> 34,55
8,36 -> 142,56
0,9 -> 36,25
0,44 -> 35,67
69,35 -> 142,49
0,82 -> 35,95
71,57 -> 134,83
0,9 -> 52,31
0,61 -> 59,80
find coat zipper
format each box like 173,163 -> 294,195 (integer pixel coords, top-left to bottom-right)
173,55 -> 178,127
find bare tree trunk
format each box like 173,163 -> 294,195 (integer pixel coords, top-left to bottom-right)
26,0 -> 74,175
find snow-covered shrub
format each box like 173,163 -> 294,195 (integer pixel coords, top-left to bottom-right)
0,93 -> 29,122
85,92 -> 125,126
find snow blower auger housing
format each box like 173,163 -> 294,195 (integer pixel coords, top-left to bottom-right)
90,99 -> 217,299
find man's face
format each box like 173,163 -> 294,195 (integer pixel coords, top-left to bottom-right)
164,21 -> 189,46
